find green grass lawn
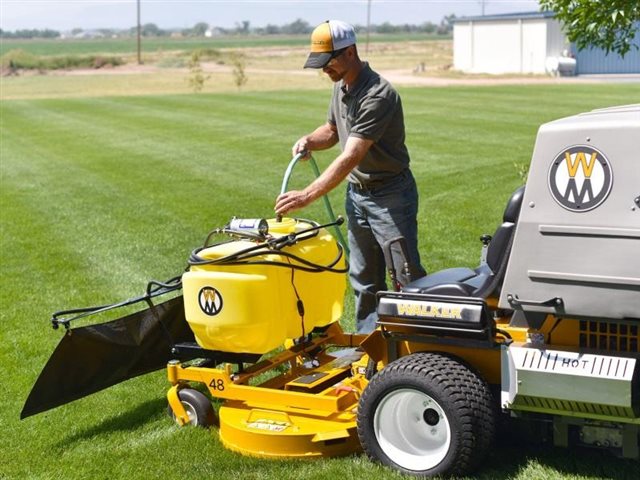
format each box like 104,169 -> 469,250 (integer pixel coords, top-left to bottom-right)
2,83 -> 640,479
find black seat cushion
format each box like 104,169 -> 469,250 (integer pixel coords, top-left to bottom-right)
503,187 -> 525,223
486,222 -> 514,273
402,264 -> 493,297
400,186 -> 524,299
402,267 -> 476,294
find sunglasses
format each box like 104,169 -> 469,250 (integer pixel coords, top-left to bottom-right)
324,47 -> 349,67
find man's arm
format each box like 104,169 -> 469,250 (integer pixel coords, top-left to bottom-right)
276,135 -> 374,215
292,122 -> 339,158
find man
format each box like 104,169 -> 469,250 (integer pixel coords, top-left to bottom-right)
275,20 -> 426,333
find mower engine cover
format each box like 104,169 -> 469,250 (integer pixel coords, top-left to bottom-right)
500,104 -> 640,321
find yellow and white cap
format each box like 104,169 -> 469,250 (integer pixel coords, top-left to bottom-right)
304,20 -> 356,69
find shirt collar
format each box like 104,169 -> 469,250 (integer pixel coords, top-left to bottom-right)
340,62 -> 373,98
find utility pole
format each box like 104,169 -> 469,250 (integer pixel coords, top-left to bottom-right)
137,0 -> 142,64
366,0 -> 371,55
481,0 -> 486,16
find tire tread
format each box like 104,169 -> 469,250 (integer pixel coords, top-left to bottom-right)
357,352 -> 495,477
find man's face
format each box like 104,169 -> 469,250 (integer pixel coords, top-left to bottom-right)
321,48 -> 349,82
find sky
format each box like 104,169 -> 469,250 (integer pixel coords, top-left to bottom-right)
1,0 -> 541,32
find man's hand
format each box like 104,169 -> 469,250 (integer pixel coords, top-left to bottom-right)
277,135 -> 374,216
292,136 -> 312,160
275,190 -> 313,216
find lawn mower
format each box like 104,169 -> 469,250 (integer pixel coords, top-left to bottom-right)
22,104 -> 639,477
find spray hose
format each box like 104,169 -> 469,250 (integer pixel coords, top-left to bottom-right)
280,152 -> 349,256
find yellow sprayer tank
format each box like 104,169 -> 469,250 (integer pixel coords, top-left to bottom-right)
182,218 -> 347,354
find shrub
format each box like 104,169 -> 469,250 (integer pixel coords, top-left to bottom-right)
157,56 -> 186,68
1,49 -> 41,69
186,50 -> 210,92
0,49 -> 124,70
229,51 -> 248,90
197,48 -> 222,61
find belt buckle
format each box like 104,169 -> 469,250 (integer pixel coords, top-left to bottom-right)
352,180 -> 367,192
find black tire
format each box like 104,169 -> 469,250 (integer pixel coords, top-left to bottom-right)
357,352 -> 495,477
168,388 -> 217,428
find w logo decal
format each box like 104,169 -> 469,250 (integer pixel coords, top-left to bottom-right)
548,145 -> 612,212
198,287 -> 223,316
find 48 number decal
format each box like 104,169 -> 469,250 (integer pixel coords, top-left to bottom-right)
209,379 -> 225,391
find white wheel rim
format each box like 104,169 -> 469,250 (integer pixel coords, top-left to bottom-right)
373,388 -> 451,471
182,402 -> 198,425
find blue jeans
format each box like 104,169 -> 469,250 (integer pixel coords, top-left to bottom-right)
345,170 -> 426,333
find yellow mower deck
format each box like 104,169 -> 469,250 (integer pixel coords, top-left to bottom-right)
167,323 -> 368,458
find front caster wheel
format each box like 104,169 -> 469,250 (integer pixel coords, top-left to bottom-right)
168,388 -> 217,428
357,352 -> 495,477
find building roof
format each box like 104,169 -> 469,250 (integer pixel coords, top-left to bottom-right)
454,10 -> 555,23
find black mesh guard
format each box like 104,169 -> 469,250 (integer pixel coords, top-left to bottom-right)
21,295 -> 194,419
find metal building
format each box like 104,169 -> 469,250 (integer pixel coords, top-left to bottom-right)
453,11 -> 640,75
573,38 -> 640,75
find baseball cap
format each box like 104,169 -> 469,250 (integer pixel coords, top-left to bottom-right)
304,20 -> 357,69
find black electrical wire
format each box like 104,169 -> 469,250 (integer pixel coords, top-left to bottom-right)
496,328 -> 513,341
189,244 -> 348,274
189,230 -> 299,265
188,218 -> 348,274
199,216 -> 324,252
287,258 -> 306,343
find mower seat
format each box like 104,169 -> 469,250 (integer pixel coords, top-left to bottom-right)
402,186 -> 525,299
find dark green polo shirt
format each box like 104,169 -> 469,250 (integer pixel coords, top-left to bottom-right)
327,63 -> 410,185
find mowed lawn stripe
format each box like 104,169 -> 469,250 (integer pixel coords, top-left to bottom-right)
0,103 -> 186,297
2,84 -> 640,480
3,96 -> 277,209
2,101 -> 221,247
1,91 -> 336,319
0,100 -> 222,299
27,93 -> 328,184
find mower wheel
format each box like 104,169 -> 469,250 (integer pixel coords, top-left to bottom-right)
168,388 -> 217,428
357,352 -> 495,477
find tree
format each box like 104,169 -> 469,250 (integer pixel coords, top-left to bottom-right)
192,22 -> 209,36
540,0 -> 640,57
281,19 -> 311,34
264,24 -> 281,35
235,20 -> 250,34
230,52 -> 248,90
420,22 -> 437,34
377,22 -> 398,34
438,14 -> 456,35
140,23 -> 165,37
0,28 -> 60,39
187,50 -> 210,92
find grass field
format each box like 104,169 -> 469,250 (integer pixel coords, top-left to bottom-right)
0,33 -> 447,57
2,78 -> 640,480
1,38 -> 453,100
